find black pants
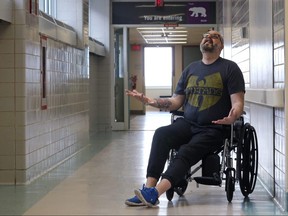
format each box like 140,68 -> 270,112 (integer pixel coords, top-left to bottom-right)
146,118 -> 226,187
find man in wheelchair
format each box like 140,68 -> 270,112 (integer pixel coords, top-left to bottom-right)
125,30 -> 245,207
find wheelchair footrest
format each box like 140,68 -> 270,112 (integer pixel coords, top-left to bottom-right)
194,173 -> 222,186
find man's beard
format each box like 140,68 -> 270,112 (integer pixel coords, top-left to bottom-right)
200,43 -> 215,53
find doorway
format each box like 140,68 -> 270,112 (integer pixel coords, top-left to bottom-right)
144,46 -> 173,103
129,46 -> 173,131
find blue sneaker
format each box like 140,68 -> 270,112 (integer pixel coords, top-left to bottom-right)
134,186 -> 159,207
125,195 -> 145,206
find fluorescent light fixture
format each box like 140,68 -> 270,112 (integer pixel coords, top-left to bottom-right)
167,34 -> 187,37
139,31 -> 164,33
165,30 -> 188,33
146,38 -> 187,41
142,34 -> 162,37
137,27 -> 188,44
148,41 -> 187,44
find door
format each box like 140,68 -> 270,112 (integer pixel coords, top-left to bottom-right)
112,27 -> 129,130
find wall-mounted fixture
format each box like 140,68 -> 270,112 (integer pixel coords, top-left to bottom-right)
155,0 -> 164,8
0,0 -> 12,23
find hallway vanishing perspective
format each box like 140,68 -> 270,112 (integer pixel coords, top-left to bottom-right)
0,0 -> 287,214
0,111 -> 285,215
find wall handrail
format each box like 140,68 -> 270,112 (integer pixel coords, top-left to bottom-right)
245,88 -> 284,108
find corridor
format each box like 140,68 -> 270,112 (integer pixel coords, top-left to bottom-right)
0,110 -> 285,215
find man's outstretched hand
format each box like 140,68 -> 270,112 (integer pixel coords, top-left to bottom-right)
125,89 -> 151,104
212,108 -> 238,125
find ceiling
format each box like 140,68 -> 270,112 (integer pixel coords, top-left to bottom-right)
129,26 -> 210,45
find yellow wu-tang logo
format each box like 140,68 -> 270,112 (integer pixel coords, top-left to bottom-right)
186,72 -> 223,111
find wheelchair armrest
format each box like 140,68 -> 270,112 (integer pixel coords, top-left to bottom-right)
170,110 -> 184,117
170,110 -> 184,123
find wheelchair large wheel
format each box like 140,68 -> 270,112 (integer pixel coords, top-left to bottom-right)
238,123 -> 258,197
225,168 -> 235,202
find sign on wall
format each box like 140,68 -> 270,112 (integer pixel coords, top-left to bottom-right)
112,1 -> 216,25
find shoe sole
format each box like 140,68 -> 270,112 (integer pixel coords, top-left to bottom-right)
125,200 -> 145,207
134,189 -> 159,208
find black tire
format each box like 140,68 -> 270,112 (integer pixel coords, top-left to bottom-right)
166,149 -> 178,201
235,119 -> 244,181
175,179 -> 188,196
239,123 -> 258,197
225,169 -> 235,202
166,187 -> 174,201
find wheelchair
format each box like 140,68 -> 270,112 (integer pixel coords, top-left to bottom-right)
166,111 -> 258,202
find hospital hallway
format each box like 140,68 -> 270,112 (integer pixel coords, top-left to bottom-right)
0,110 -> 285,215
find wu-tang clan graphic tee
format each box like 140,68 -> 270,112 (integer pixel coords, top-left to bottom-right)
175,57 -> 245,125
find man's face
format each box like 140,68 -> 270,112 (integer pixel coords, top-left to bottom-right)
200,31 -> 223,53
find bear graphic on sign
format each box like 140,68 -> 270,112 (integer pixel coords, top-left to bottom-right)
189,7 -> 207,17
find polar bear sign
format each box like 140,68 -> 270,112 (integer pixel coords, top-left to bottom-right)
189,7 -> 207,18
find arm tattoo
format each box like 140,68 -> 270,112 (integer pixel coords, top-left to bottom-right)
155,98 -> 172,110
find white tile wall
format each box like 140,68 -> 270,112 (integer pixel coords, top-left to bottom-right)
223,0 -> 286,211
0,0 -> 89,185
273,0 -> 286,210
0,16 -> 16,183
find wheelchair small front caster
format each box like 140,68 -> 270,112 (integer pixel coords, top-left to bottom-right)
166,188 -> 174,201
175,179 -> 188,196
166,179 -> 188,201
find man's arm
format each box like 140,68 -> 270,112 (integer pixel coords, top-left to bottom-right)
212,91 -> 244,125
125,89 -> 185,111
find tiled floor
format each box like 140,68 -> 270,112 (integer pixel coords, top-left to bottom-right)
0,110 -> 286,215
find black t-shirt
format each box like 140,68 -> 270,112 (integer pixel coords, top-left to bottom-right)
174,57 -> 245,125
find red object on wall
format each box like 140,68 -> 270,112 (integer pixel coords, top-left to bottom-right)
155,0 -> 164,7
131,44 -> 141,51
